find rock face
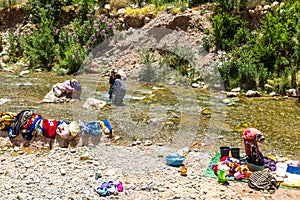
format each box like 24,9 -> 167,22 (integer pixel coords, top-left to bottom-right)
85,9 -> 218,88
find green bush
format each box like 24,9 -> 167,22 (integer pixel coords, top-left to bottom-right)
7,29 -> 23,62
0,0 -> 17,8
20,9 -> 56,69
138,48 -> 158,83
24,0 -> 64,25
202,36 -> 213,52
212,12 -> 247,51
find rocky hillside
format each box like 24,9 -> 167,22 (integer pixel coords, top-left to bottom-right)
0,2 -> 221,88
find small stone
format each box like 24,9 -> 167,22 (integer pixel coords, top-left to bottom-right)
19,70 -> 30,77
104,4 -> 111,10
223,99 -> 230,104
158,187 -> 166,192
0,98 -> 10,105
231,87 -> 240,92
192,83 -> 200,88
135,140 -> 141,145
80,152 -> 91,160
60,168 -> 67,175
117,8 -> 126,16
2,55 -> 10,63
144,140 -> 152,146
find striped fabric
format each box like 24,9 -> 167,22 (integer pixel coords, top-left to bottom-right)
248,170 -> 280,190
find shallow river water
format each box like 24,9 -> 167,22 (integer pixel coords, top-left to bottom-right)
1,71 -> 299,160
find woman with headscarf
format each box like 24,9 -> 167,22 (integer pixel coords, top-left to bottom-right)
112,74 -> 126,106
243,128 -> 265,166
53,79 -> 81,99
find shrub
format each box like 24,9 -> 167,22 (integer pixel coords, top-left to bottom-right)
20,9 -> 56,69
212,12 -> 247,51
138,48 -> 158,83
24,0 -> 64,25
55,14 -> 119,73
0,0 -> 18,8
202,36 -> 213,52
7,29 -> 23,61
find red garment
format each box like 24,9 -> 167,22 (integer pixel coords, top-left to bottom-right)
22,113 -> 41,130
43,119 -> 58,139
243,128 -> 263,155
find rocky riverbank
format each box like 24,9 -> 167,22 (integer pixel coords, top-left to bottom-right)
0,142 -> 299,200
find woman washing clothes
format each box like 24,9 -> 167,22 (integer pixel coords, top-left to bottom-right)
53,79 -> 82,99
112,74 -> 126,106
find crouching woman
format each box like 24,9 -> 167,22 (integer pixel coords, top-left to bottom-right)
53,79 -> 82,99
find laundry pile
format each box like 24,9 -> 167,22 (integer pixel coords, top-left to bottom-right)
95,181 -> 123,196
0,112 -> 17,131
207,127 -> 300,191
0,110 -> 112,141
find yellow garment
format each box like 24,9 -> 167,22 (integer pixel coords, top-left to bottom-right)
99,121 -> 110,134
0,112 -> 17,130
69,121 -> 80,137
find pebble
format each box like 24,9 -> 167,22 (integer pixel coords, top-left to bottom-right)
0,141 -> 298,199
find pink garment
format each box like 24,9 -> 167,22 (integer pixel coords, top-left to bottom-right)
243,128 -> 262,140
63,80 -> 75,93
243,128 -> 263,155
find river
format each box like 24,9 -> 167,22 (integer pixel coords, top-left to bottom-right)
1,71 -> 299,160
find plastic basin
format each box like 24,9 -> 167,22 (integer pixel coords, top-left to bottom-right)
247,163 -> 264,172
165,156 -> 185,167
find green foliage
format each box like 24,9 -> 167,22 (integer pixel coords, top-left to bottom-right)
251,1 -> 300,90
24,0 -> 65,25
0,0 -> 18,8
56,14 -> 118,73
7,29 -> 22,61
20,9 -> 56,69
159,46 -> 200,84
139,48 -> 155,64
13,0 -> 119,73
212,12 -> 248,51
216,1 -> 300,91
138,49 -> 158,83
202,36 -> 214,52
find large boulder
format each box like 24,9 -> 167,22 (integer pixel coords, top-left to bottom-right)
82,98 -> 107,110
286,89 -> 300,97
246,90 -> 260,97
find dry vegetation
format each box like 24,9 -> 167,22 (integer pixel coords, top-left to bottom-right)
0,0 -> 26,9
